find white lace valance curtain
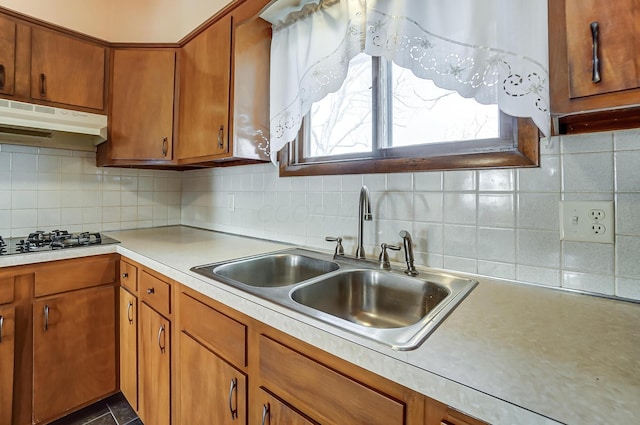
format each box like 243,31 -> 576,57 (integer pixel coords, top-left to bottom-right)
262,0 -> 550,163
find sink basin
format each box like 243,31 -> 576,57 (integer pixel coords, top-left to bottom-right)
193,251 -> 339,287
291,270 -> 449,328
191,248 -> 476,350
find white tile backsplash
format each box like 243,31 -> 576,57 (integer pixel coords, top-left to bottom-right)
0,144 -> 180,236
2,129 -> 640,303
178,130 -> 640,302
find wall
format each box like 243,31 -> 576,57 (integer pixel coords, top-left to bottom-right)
0,0 -> 232,42
0,144 -> 181,238
182,129 -> 640,302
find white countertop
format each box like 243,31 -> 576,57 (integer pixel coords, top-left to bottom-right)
3,226 -> 638,424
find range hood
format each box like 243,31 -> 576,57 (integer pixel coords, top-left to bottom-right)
0,99 -> 107,152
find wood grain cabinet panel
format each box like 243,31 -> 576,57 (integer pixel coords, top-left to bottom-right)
0,276 -> 14,305
178,14 -> 232,162
179,332 -> 247,425
109,48 -> 176,161
549,0 -> 640,129
119,287 -> 138,411
0,14 -> 16,96
138,302 -> 170,425
255,389 -> 317,425
259,335 -> 405,425
0,305 -> 15,425
120,259 -> 138,293
140,270 -> 171,317
32,285 -> 117,423
31,27 -> 106,110
34,255 -> 117,297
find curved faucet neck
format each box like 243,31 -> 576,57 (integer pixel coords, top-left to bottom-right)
356,186 -> 372,259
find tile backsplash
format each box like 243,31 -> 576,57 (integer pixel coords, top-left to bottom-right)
0,144 -> 181,237
182,129 -> 640,301
1,129 -> 638,302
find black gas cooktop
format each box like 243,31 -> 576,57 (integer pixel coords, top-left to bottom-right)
0,230 -> 119,256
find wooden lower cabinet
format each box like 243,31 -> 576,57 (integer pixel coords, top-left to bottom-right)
138,302 -> 171,425
179,332 -> 247,424
0,304 -> 16,425
119,287 -> 138,410
32,284 -> 117,423
255,389 -> 317,425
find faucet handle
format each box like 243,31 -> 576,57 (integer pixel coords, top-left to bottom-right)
325,236 -> 344,256
379,243 -> 401,270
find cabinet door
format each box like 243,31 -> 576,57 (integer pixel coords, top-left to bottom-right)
179,332 -> 247,424
0,15 -> 16,96
178,15 -> 232,162
110,49 -> 176,160
256,389 -> 317,425
120,287 -> 138,411
0,305 -> 15,425
139,302 -> 170,425
33,285 -> 117,423
565,0 -> 640,99
31,27 -> 106,110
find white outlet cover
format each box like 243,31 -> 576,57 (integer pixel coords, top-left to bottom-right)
560,201 -> 615,244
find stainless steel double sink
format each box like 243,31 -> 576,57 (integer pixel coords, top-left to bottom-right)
191,248 -> 477,350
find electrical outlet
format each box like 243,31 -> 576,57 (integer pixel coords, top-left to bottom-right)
560,201 -> 614,244
590,209 -> 606,221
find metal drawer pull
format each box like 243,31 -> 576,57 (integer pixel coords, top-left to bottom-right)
261,403 -> 270,425
147,288 -> 155,295
0,315 -> 4,343
40,73 -> 47,97
44,305 -> 49,331
217,125 -> 225,149
162,137 -> 168,157
127,301 -> 134,324
157,324 -> 166,353
122,272 -> 128,278
590,22 -> 601,83
228,378 -> 238,420
0,64 -> 5,90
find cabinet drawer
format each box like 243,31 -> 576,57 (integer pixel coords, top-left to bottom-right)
34,255 -> 117,297
180,292 -> 246,367
120,260 -> 138,293
259,335 -> 405,425
0,277 -> 14,304
140,270 -> 171,316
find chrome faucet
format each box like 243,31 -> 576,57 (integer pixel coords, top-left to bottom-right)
356,186 -> 373,259
399,230 -> 418,276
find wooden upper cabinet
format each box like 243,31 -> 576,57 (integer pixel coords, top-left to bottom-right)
109,48 -> 176,161
178,14 -> 232,163
550,0 -> 640,118
0,14 -> 16,96
31,27 -> 106,110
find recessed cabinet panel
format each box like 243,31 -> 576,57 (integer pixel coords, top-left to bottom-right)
110,49 -> 176,160
0,305 -> 15,425
178,15 -> 232,162
565,0 -> 640,99
0,15 -> 16,96
0,276 -> 14,304
31,27 -> 105,110
256,389 -> 318,425
119,287 -> 138,411
33,285 -> 117,423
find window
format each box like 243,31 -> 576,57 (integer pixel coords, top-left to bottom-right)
278,54 -> 539,176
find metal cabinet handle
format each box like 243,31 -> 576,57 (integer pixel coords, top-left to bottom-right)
157,324 -> 166,353
40,73 -> 47,97
162,137 -> 168,157
217,125 -> 225,149
590,22 -> 601,83
0,315 -> 4,343
147,288 -> 155,295
0,64 -> 5,90
127,301 -> 134,324
228,378 -> 238,420
44,305 -> 49,331
261,403 -> 270,425
122,272 -> 128,279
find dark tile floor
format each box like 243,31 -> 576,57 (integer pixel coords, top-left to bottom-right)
49,393 -> 141,425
